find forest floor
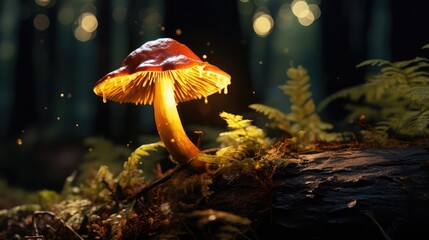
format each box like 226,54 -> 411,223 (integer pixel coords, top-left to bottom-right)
1,138 -> 429,240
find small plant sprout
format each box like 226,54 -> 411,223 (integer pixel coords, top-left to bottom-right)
93,38 -> 231,171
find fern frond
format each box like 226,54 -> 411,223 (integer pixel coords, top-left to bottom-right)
249,104 -> 291,122
129,142 -> 164,161
322,50 -> 429,137
218,112 -> 271,149
356,59 -> 391,68
318,85 -> 365,111
252,65 -> 339,143
406,86 -> 429,106
249,103 -> 293,132
219,112 -> 253,130
393,57 -> 429,68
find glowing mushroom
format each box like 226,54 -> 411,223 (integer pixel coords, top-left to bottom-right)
93,38 -> 231,171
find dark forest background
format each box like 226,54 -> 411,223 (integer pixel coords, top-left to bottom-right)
1,0 -> 429,193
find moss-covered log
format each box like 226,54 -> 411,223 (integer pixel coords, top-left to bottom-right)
272,146 -> 429,240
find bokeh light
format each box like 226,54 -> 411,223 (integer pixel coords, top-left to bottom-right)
79,12 -> 98,33
309,4 -> 321,19
33,14 -> 50,31
81,2 -> 97,14
298,10 -> 315,26
35,0 -> 51,7
0,41 -> 15,60
253,12 -> 274,37
58,6 -> 74,25
290,0 -> 321,26
74,11 -> 98,42
291,0 -> 309,18
140,8 -> 162,30
74,26 -> 92,42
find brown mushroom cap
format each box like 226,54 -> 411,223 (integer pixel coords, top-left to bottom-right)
93,38 -> 231,104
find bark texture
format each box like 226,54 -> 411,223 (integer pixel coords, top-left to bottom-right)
272,146 -> 429,240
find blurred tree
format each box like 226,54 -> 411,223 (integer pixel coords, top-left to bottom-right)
163,0 -> 255,129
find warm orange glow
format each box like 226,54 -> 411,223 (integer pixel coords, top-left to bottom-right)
93,66 -> 230,105
17,138 -> 23,145
154,77 -> 200,164
93,38 -> 231,171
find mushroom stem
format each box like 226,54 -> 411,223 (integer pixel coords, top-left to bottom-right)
154,75 -> 203,169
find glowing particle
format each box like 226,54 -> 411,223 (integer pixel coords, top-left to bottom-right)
17,138 -> 23,145
88,147 -> 93,152
60,93 -> 64,97
44,106 -> 48,110
160,25 -> 165,31
175,28 -> 182,35
206,41 -> 211,46
67,93 -> 72,98
208,215 -> 216,221
259,60 -> 263,64
202,54 -> 207,59
56,116 -> 61,120
75,123 -> 79,127
170,138 -> 175,143
204,97 -> 208,104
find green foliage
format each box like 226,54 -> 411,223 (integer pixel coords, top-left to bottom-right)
81,137 -> 131,179
117,142 -> 164,192
319,45 -> 429,137
250,65 -> 338,143
217,111 -> 271,149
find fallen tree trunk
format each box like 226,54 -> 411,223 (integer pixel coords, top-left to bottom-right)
272,146 -> 429,240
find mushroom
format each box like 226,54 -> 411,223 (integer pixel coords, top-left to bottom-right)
93,38 -> 231,171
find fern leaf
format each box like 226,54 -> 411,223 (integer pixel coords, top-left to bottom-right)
393,57 -> 428,68
406,86 -> 429,105
356,59 -> 391,68
129,141 -> 164,161
219,112 -> 253,130
253,65 -> 339,143
218,112 -> 271,149
318,85 -> 365,111
249,104 -> 292,122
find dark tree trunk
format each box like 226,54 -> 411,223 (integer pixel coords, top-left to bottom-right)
272,146 -> 429,240
163,0 -> 254,128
